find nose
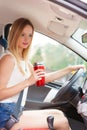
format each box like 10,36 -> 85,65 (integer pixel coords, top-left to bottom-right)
24,34 -> 32,44
24,35 -> 29,42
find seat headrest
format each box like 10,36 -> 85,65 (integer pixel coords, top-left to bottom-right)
0,37 -> 7,50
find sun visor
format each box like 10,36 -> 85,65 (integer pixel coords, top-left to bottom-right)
47,19 -> 80,43
47,2 -> 82,43
48,21 -> 68,36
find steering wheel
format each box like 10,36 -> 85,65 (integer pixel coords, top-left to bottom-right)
51,68 -> 85,104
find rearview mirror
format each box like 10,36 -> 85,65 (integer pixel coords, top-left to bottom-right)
82,33 -> 87,43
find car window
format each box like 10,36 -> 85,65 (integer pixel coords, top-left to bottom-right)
29,32 -> 86,82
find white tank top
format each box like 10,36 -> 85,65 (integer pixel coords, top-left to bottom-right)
0,51 -> 31,103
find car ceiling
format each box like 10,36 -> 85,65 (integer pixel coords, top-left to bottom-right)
0,0 -> 86,44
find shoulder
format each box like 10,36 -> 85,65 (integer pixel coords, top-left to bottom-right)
0,53 -> 15,67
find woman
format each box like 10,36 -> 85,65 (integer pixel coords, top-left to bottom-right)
0,17 -> 85,130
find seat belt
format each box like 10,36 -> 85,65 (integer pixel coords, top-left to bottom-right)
4,87 -> 28,130
4,87 -> 54,130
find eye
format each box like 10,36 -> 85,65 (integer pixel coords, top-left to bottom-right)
20,33 -> 33,38
29,34 -> 33,37
21,33 -> 25,37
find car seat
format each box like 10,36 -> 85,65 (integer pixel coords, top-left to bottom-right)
0,44 -> 4,57
0,35 -> 7,57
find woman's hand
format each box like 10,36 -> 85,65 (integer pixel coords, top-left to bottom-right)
68,64 -> 86,72
34,69 -> 45,80
27,69 -> 45,86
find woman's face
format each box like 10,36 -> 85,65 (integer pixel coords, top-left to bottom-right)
17,25 -> 33,50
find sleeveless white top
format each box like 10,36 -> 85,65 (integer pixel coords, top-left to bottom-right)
0,51 -> 31,103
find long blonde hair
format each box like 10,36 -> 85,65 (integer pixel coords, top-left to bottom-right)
8,18 -> 34,74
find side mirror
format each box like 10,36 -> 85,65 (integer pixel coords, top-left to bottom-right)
82,33 -> 87,43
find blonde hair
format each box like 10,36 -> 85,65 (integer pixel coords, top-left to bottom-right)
8,18 -> 34,74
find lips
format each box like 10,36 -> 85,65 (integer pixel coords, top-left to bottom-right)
23,42 -> 28,45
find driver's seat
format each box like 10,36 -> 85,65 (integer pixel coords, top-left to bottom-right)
0,35 -> 8,57
0,44 -> 4,57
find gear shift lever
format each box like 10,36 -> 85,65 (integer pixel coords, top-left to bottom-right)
47,116 -> 55,130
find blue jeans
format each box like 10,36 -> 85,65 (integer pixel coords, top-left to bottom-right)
0,103 -> 16,128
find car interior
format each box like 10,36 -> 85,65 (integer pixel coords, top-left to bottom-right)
0,0 -> 87,130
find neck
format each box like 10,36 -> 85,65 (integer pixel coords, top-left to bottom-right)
18,49 -> 23,60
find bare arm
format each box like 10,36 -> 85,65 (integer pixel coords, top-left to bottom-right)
45,65 -> 85,83
0,55 -> 35,100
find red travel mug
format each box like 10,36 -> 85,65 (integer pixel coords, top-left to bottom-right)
34,63 -> 45,87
